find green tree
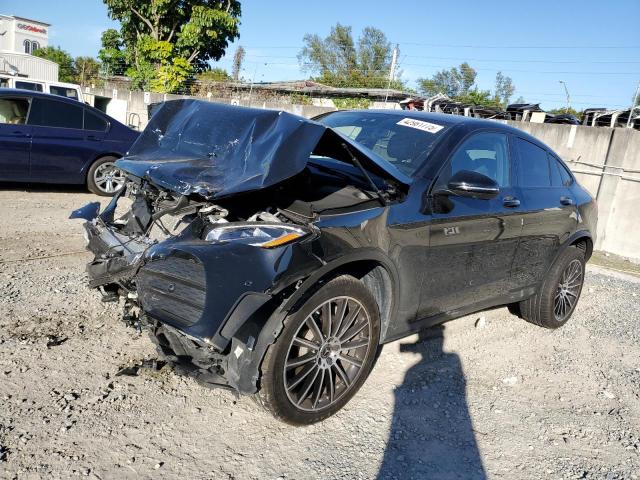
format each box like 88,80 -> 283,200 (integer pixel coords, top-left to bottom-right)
32,46 -> 77,83
298,23 -> 402,89
197,67 -> 231,82
456,89 -> 503,109
103,0 -> 241,93
548,107 -> 582,118
232,45 -> 245,81
417,62 -> 477,97
98,28 -> 127,76
494,71 -> 515,106
74,57 -> 101,86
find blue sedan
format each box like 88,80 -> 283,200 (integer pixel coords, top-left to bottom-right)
0,89 -> 139,195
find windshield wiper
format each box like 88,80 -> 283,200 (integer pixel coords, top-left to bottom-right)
340,143 -> 387,206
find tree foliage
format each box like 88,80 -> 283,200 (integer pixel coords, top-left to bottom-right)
418,63 -> 516,108
298,23 -> 402,89
32,46 -> 77,83
417,63 -> 476,98
232,45 -> 245,81
494,71 -> 515,106
102,0 -> 241,92
98,29 -> 127,76
75,57 -> 102,86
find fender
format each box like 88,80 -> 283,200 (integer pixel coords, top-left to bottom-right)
545,229 -> 593,279
278,247 -> 400,319
227,248 -> 401,394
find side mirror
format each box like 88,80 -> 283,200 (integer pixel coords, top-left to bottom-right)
436,170 -> 500,200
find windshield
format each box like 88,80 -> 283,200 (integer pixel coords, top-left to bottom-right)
316,111 -> 449,176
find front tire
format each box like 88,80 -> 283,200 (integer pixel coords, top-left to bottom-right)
87,156 -> 126,196
256,275 -> 380,425
514,246 -> 586,329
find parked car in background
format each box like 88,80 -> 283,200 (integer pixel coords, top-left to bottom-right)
0,89 -> 139,195
0,75 -> 85,102
73,102 -> 597,424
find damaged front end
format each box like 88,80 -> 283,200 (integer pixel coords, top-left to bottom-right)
72,101 -> 407,394
72,179 -> 324,393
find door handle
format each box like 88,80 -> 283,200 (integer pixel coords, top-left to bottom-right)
560,196 -> 574,206
503,196 -> 520,208
12,131 -> 31,138
86,135 -> 101,141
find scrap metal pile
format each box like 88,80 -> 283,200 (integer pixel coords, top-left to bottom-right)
399,94 -> 640,129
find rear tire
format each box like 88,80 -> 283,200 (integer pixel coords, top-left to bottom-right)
513,246 -> 585,329
87,156 -> 125,196
255,275 -> 380,425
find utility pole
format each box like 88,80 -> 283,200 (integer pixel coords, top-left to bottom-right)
559,80 -> 570,113
627,80 -> 640,128
384,44 -> 399,105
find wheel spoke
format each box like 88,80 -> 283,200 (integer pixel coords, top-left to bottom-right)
338,354 -> 363,368
326,366 -> 335,403
305,316 -> 324,343
341,338 -> 369,350
332,298 -> 349,338
336,304 -> 361,339
287,362 -> 316,391
333,362 -> 351,387
340,320 -> 368,342
286,352 -> 316,369
321,302 -> 332,338
311,369 -> 326,409
292,336 -> 319,351
296,368 -> 320,406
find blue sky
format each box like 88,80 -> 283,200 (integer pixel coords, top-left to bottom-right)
6,0 -> 640,110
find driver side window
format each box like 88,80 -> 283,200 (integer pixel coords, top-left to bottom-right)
437,132 -> 511,188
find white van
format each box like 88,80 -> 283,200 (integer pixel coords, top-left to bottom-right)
0,75 -> 84,102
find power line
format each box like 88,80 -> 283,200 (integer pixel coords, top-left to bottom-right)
395,42 -> 640,50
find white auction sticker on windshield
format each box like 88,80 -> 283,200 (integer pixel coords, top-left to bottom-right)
397,118 -> 444,133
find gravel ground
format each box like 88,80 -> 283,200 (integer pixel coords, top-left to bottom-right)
0,185 -> 639,480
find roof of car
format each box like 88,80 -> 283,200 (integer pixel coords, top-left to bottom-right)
0,88 -> 83,106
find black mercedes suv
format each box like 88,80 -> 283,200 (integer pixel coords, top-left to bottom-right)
73,101 -> 597,425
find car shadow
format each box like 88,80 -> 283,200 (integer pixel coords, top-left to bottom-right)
0,181 -> 89,194
377,325 -> 486,479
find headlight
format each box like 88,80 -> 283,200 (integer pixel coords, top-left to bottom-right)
204,223 -> 311,248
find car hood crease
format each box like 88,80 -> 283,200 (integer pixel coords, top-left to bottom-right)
115,100 -> 410,199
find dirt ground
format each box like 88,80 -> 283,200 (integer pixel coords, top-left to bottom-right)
1,185 -> 639,480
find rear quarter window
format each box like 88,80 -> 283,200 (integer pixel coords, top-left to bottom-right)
84,110 -> 109,131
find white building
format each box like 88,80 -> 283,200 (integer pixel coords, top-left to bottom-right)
0,14 -> 58,81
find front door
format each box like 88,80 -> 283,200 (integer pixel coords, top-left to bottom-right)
418,131 -> 523,320
0,96 -> 32,181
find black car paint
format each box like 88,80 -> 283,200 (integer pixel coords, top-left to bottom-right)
76,107 -> 596,395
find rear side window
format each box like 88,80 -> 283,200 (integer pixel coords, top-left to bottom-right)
16,81 -> 43,92
28,98 -> 83,129
551,155 -> 574,186
0,98 -> 30,125
514,137 -> 551,187
50,86 -> 79,100
84,110 -> 108,131
440,132 -> 511,187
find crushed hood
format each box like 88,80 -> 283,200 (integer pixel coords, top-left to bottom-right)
116,100 -> 410,199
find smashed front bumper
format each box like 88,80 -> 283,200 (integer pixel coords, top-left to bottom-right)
72,197 -> 323,393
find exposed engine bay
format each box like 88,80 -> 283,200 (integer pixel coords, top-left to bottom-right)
72,101 -> 408,393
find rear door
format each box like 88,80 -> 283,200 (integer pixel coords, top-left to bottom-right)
27,97 -> 93,184
510,137 -> 577,289
419,131 -> 523,319
0,96 -> 32,181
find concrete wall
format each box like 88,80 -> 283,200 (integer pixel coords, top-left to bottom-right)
85,87 -> 640,261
